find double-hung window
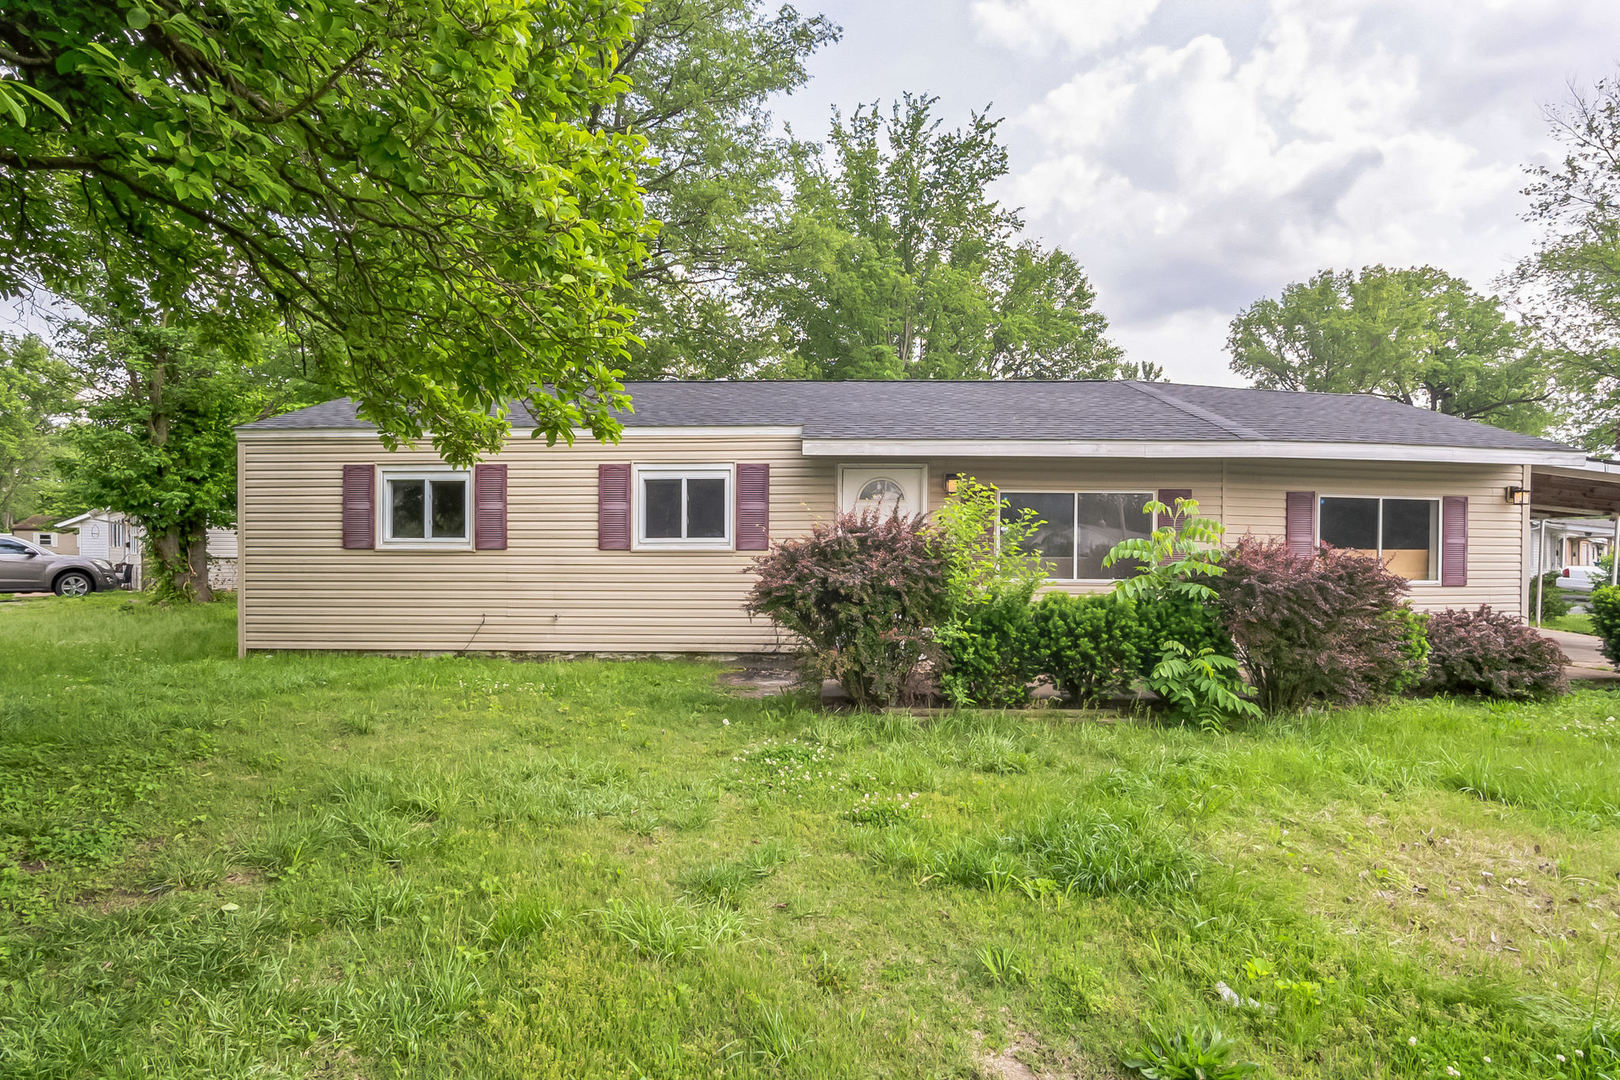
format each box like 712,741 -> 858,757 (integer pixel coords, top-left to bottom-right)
1318,496 -> 1439,581
382,470 -> 471,546
635,465 -> 732,549
999,491 -> 1156,580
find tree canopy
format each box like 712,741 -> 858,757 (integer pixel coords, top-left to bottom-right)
591,0 -> 838,379
1,0 -> 653,464
1515,72 -> 1620,451
1228,265 -> 1553,433
0,332 -> 77,529
758,94 -> 1128,381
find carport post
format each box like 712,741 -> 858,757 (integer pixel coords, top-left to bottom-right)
1536,519 -> 1547,626
1613,514 -> 1619,586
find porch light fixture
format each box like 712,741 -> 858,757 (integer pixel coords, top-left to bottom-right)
1506,485 -> 1530,505
943,473 -> 962,496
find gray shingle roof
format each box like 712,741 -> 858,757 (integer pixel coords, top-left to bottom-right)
241,380 -> 1577,453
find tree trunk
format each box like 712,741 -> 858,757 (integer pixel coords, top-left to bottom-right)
149,522 -> 212,601
183,521 -> 213,603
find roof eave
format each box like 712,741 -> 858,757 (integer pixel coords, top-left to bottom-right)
799,437 -> 1585,466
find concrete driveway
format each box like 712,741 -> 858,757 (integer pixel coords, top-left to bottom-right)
1541,627 -> 1620,682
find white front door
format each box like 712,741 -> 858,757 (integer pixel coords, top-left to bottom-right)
839,465 -> 928,518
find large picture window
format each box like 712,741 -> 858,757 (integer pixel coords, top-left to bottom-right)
636,465 -> 733,548
383,471 -> 470,545
1318,496 -> 1439,581
1000,491 -> 1155,580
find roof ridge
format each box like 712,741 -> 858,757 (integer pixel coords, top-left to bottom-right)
1124,381 -> 1266,440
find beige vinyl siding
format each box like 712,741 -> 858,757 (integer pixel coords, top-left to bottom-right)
240,433 -> 834,653
239,437 -> 1529,654
1222,459 -> 1526,614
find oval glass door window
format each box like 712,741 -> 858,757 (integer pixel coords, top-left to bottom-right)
857,477 -> 907,516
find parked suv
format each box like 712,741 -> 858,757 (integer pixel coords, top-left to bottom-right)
0,534 -> 121,596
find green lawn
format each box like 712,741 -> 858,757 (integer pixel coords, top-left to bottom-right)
2,596 -> 1618,1079
1539,612 -> 1598,637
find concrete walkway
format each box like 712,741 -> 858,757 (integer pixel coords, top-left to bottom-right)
1541,627 -> 1620,683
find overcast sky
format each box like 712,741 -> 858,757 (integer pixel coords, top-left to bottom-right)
770,0 -> 1620,384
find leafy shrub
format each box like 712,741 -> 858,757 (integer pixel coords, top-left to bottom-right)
932,478 -> 1049,707
935,596 -> 1038,708
1389,606 -> 1431,695
1030,591 -> 1231,705
1212,538 -> 1424,714
745,509 -> 947,709
1589,585 -> 1620,668
1122,1025 -> 1259,1079
1419,606 -> 1568,699
1135,590 -> 1231,665
1030,592 -> 1142,703
1530,571 -> 1573,620
1106,496 -> 1227,604
1145,642 -> 1259,730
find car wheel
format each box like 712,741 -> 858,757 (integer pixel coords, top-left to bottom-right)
54,571 -> 94,597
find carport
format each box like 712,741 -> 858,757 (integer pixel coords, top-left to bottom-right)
1529,460 -> 1620,620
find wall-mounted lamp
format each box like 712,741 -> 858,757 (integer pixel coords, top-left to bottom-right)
1506,485 -> 1530,506
943,473 -> 963,496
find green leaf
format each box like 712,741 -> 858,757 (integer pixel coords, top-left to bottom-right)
126,6 -> 151,30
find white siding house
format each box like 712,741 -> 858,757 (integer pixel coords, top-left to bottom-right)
54,511 -> 240,591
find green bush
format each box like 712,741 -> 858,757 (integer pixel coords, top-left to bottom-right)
932,478 -> 1049,708
1593,586 -> 1620,669
936,596 -> 1039,708
1029,592 -> 1143,704
1030,591 -> 1231,705
1389,606 -> 1431,696
1529,571 -> 1573,620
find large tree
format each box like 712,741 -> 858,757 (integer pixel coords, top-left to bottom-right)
590,0 -> 838,379
1228,265 -> 1553,433
62,309 -> 317,601
761,94 -> 1128,381
0,0 -> 651,464
0,333 -> 77,529
1515,73 -> 1620,451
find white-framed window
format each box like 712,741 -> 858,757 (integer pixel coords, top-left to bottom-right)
999,490 -> 1156,581
36,533 -> 54,547
381,469 -> 472,547
634,464 -> 733,549
1318,495 -> 1440,582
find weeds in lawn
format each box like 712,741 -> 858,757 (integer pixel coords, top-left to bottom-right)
598,897 -> 746,961
482,894 -> 567,947
978,943 -> 1028,985
744,999 -> 814,1067
1122,1025 -> 1259,1079
877,805 -> 1200,899
679,840 -> 792,907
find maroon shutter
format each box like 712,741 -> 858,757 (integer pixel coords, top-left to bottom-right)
1157,488 -> 1192,525
598,463 -> 631,550
1285,491 -> 1315,556
342,464 -> 375,549
736,463 -> 770,550
474,463 -> 507,550
1441,496 -> 1468,586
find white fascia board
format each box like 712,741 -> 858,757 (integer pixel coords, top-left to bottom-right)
799,437 -> 1589,467
235,425 -> 803,441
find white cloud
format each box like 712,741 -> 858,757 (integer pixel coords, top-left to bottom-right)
998,0 -> 1620,378
971,0 -> 1162,57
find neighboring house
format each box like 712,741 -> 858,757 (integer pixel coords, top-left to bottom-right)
54,510 -> 240,592
233,380 -> 1620,656
9,514 -> 77,555
1530,517 -> 1615,574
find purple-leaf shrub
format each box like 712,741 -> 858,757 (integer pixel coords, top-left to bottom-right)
1420,606 -> 1568,700
745,509 -> 947,709
1212,537 -> 1425,714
